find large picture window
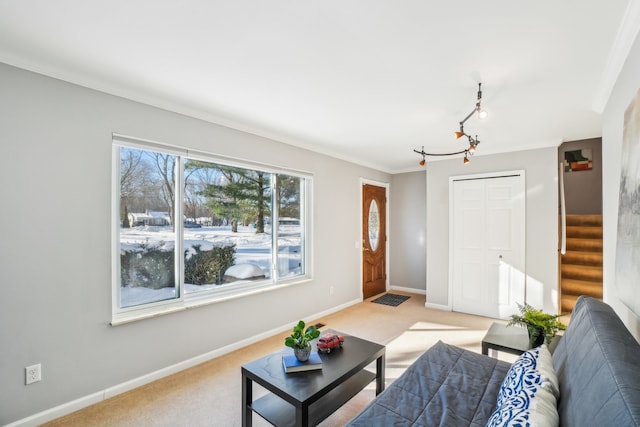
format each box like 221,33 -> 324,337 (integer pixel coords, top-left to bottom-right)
112,136 -> 311,323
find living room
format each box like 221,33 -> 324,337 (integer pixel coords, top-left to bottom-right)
2,2 -> 640,426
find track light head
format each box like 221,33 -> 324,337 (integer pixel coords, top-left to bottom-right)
468,135 -> 479,153
463,154 -> 470,164
455,130 -> 465,139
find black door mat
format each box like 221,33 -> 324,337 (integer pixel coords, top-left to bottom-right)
371,293 -> 410,307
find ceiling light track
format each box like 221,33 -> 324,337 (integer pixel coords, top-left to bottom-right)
414,82 -> 486,167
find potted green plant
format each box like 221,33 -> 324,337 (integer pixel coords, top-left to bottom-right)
285,320 -> 321,362
507,302 -> 567,348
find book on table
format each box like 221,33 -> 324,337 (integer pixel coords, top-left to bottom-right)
282,352 -> 323,373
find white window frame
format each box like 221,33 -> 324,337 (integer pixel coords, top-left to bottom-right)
111,134 -> 313,325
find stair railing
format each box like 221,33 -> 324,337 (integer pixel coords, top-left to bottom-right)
559,162 -> 566,255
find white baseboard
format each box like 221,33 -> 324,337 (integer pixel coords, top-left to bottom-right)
7,298 -> 362,427
4,392 -> 105,427
390,285 -> 426,295
425,301 -> 452,311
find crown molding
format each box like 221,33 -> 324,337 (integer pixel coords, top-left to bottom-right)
592,1 -> 640,113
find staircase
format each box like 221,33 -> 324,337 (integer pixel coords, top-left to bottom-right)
560,214 -> 603,313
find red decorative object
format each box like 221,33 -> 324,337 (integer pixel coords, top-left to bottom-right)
317,333 -> 344,353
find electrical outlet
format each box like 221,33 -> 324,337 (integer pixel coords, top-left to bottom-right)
25,364 -> 41,385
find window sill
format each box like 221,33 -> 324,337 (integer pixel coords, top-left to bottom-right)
110,277 -> 312,326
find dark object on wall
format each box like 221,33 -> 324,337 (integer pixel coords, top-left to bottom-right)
564,148 -> 593,172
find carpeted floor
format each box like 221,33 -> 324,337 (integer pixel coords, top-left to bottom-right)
43,292 -> 515,427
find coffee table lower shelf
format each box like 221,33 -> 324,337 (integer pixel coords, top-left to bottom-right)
252,369 -> 375,427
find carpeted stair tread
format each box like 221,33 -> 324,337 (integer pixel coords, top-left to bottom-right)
561,294 -> 580,313
561,264 -> 602,281
561,251 -> 602,266
561,279 -> 603,299
566,238 -> 603,252
565,214 -> 602,226
566,225 -> 602,239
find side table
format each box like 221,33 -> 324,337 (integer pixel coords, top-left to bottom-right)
481,323 -> 561,357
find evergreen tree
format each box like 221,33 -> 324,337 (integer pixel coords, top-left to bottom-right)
186,162 -> 271,233
276,175 -> 301,220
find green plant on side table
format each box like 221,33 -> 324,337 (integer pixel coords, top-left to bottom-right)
285,320 -> 321,362
507,302 -> 567,348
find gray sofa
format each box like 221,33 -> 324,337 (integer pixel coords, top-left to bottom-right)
347,296 -> 640,426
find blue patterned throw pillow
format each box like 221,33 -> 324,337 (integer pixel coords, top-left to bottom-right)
486,345 -> 559,427
486,393 -> 558,427
486,404 -> 532,427
496,349 -> 542,404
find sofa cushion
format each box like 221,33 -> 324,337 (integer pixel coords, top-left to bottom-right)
552,296 -> 640,426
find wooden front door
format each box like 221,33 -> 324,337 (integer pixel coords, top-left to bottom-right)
362,184 -> 387,299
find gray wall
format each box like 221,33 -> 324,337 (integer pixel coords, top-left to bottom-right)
602,27 -> 640,338
0,63 -> 390,425
389,171 -> 426,293
558,137 -> 603,214
425,147 -> 560,314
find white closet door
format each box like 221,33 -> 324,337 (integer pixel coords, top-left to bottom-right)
451,173 -> 525,319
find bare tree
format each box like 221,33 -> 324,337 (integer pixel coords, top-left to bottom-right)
184,164 -> 219,224
120,148 -> 152,225
149,152 -> 177,229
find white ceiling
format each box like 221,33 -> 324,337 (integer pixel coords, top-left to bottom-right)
0,1 -> 636,173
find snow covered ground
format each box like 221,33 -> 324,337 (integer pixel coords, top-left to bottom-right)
119,224 -> 301,307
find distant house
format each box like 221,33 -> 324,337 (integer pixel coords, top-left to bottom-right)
279,217 -> 300,225
128,211 -> 171,226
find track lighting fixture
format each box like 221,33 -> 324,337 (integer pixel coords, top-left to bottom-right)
414,82 -> 486,167
455,83 -> 486,141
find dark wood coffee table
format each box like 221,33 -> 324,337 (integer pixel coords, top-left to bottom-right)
241,331 -> 385,427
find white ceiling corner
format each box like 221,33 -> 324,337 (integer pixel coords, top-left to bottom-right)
592,0 -> 640,113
